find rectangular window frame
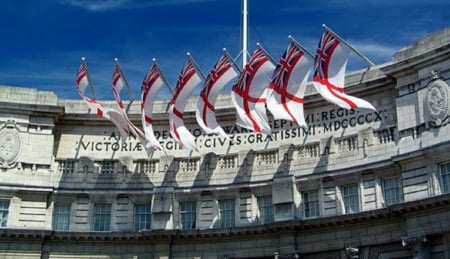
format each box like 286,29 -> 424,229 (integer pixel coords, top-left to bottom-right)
134,204 -> 152,231
53,204 -> 71,231
257,196 -> 273,224
302,190 -> 320,218
218,199 -> 235,228
440,163 -> 450,194
93,204 -> 112,231
342,184 -> 360,214
383,176 -> 402,206
0,200 -> 10,228
179,201 -> 196,230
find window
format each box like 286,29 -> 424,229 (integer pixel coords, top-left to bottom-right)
302,190 -> 320,218
0,200 -> 10,227
134,204 -> 151,231
440,163 -> 450,194
53,204 -> 71,231
218,199 -> 235,228
93,204 -> 111,231
179,201 -> 196,230
257,196 -> 273,224
383,177 -> 402,206
342,184 -> 360,214
59,160 -> 75,174
101,160 -> 115,174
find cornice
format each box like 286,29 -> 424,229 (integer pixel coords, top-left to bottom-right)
1,193 -> 448,242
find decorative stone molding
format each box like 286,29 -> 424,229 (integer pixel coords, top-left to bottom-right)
0,120 -> 21,168
425,71 -> 450,127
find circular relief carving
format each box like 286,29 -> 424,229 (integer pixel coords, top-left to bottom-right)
0,128 -> 20,168
426,79 -> 450,126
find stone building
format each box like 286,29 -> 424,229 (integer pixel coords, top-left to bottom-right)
0,27 -> 449,258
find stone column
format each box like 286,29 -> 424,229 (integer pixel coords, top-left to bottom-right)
401,236 -> 430,259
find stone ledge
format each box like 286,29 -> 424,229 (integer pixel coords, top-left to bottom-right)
0,86 -> 58,106
394,27 -> 450,62
0,193 -> 448,241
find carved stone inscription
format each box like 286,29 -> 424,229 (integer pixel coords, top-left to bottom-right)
74,108 -> 385,153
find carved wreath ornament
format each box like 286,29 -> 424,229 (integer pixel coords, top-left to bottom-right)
0,123 -> 20,168
425,72 -> 450,127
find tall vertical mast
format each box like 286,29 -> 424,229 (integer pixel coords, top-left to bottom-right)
242,0 -> 248,68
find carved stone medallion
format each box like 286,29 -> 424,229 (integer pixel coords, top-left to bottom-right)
425,78 -> 450,126
0,127 -> 20,168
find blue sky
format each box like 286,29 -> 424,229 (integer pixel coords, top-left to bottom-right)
0,0 -> 448,101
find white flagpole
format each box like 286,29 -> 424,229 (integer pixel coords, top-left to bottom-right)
288,35 -> 315,59
224,48 -> 242,73
323,24 -> 376,67
152,58 -> 174,96
255,43 -> 277,83
187,52 -> 206,81
242,0 -> 248,68
256,42 -> 276,65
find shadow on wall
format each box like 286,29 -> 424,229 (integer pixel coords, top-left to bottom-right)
274,144 -> 295,178
193,152 -> 219,187
312,136 -> 332,175
57,156 -> 155,190
233,149 -> 255,184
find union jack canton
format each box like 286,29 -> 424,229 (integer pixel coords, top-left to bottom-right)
270,41 -> 305,103
313,30 -> 341,90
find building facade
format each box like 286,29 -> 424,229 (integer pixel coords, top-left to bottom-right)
0,28 -> 449,258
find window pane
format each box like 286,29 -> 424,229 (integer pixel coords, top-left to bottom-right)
303,190 -> 320,218
383,177 -> 402,206
219,199 -> 235,228
53,204 -> 71,231
180,201 -> 196,230
93,204 -> 111,231
0,200 -> 10,228
257,196 -> 273,224
441,163 -> 450,194
342,184 -> 359,214
134,204 -> 151,231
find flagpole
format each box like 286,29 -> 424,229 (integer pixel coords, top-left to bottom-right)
256,42 -> 276,65
288,35 -> 315,59
224,48 -> 242,73
81,57 -> 97,99
152,58 -> 174,96
114,58 -> 136,101
242,0 -> 248,68
322,24 -> 376,67
255,43 -> 277,83
187,52 -> 206,80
